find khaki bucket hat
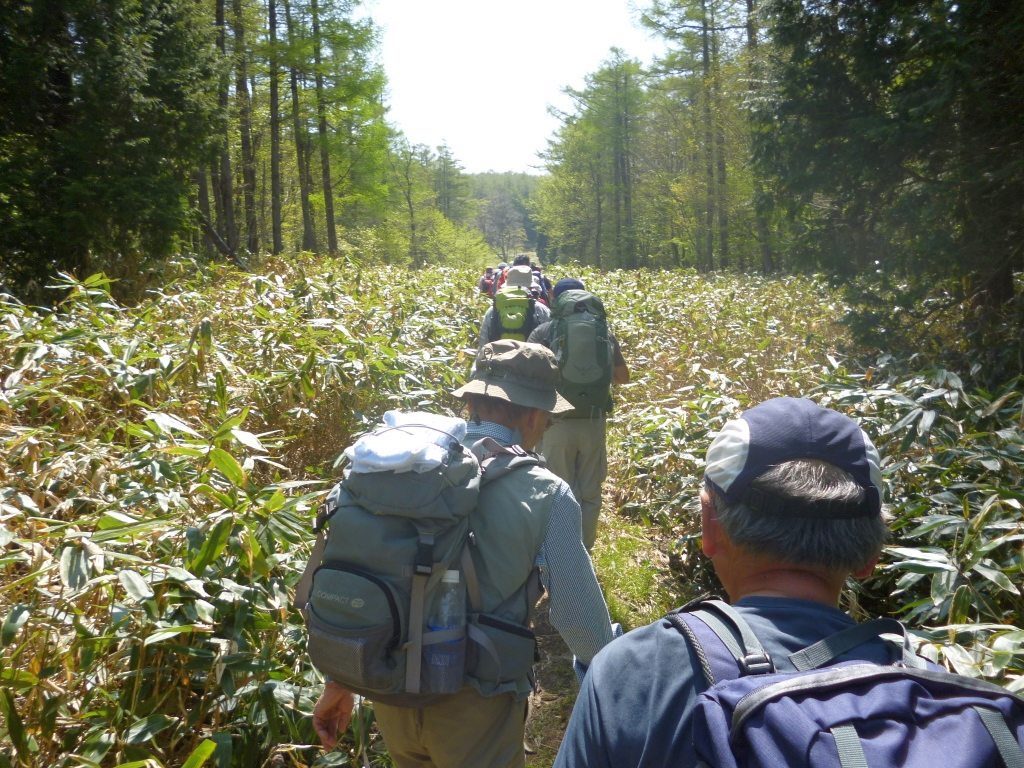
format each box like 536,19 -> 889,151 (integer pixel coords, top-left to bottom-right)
452,340 -> 574,414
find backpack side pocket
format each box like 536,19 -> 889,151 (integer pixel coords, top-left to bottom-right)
306,566 -> 404,694
466,612 -> 536,694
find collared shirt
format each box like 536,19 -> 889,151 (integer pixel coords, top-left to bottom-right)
464,421 -> 620,672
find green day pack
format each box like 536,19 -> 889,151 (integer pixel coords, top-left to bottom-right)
550,289 -> 614,417
293,412 -> 540,706
491,284 -> 536,341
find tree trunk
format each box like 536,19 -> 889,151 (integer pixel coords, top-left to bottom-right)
232,0 -> 258,255
284,0 -> 317,253
268,0 -> 283,255
620,69 -> 636,269
712,9 -> 729,270
215,0 -> 236,253
194,167 -> 216,257
746,0 -> 774,273
310,0 -> 337,254
701,0 -> 715,272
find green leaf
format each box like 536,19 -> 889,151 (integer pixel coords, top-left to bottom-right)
209,448 -> 246,486
971,562 -> 1020,594
118,569 -> 155,602
81,728 -> 116,764
0,687 -> 28,759
230,428 -> 264,452
884,407 -> 921,435
949,585 -> 973,624
125,713 -> 176,744
916,409 -> 936,437
189,516 -> 234,575
1,604 -> 31,645
145,411 -> 201,437
181,739 -> 217,768
60,545 -> 90,589
144,625 -> 209,646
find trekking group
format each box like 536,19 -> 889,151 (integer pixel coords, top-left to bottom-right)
298,257 -> 1024,767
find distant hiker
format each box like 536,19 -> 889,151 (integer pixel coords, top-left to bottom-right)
531,262 -> 552,306
478,265 -> 551,347
312,340 -> 619,768
494,254 -> 532,294
528,278 -> 629,550
490,261 -> 508,298
477,266 -> 496,295
555,398 -> 1024,768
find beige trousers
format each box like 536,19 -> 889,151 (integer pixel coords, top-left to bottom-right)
537,415 -> 608,550
373,688 -> 527,768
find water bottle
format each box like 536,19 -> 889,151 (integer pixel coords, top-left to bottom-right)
424,569 -> 466,693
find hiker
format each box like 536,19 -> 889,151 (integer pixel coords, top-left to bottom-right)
494,254 -> 531,294
313,340 -> 620,768
553,397 -> 935,767
531,263 -> 552,307
489,261 -> 508,298
478,265 -> 551,347
528,278 -> 629,550
477,266 -> 496,295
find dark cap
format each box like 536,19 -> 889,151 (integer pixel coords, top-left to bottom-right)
451,340 -> 574,413
553,278 -> 585,298
704,397 -> 883,518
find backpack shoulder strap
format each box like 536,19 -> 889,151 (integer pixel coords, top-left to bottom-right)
471,437 -> 541,481
667,598 -> 927,684
788,616 -> 925,671
666,597 -> 773,687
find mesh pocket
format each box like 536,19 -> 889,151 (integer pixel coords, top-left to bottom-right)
307,606 -> 402,693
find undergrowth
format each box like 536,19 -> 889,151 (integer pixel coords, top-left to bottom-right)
0,259 -> 1021,767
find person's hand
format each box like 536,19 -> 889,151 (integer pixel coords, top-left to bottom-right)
313,681 -> 356,750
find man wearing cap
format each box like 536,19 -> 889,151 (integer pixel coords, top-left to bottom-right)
528,277 -> 630,550
553,397 -> 891,768
314,340 -> 619,768
478,264 -> 551,348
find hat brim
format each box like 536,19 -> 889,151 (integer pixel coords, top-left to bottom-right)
452,379 -> 574,414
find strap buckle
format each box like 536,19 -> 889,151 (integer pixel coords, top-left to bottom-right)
414,537 -> 434,577
739,652 -> 775,676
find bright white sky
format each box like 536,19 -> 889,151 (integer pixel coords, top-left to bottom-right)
358,0 -> 666,175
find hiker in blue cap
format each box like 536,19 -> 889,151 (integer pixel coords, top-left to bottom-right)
554,397 -> 897,767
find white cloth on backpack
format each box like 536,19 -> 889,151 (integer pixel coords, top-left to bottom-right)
344,411 -> 467,474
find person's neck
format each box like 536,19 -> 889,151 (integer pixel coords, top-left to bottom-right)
727,568 -> 842,606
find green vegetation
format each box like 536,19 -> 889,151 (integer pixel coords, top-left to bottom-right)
2,262 -> 1022,766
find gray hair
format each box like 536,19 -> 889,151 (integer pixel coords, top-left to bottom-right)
708,459 -> 888,573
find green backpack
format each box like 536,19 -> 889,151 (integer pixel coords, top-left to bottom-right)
550,289 -> 614,417
491,285 -> 537,341
294,416 -> 541,707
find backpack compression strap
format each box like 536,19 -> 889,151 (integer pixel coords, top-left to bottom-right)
404,532 -> 436,694
292,500 -> 335,610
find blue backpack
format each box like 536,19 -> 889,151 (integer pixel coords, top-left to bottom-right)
669,598 -> 1024,768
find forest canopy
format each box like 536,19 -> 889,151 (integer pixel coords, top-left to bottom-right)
0,0 -> 1022,364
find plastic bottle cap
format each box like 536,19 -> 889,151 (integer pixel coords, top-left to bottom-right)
442,570 -> 460,584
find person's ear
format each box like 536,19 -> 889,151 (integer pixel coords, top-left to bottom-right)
852,557 -> 879,580
700,488 -> 719,557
